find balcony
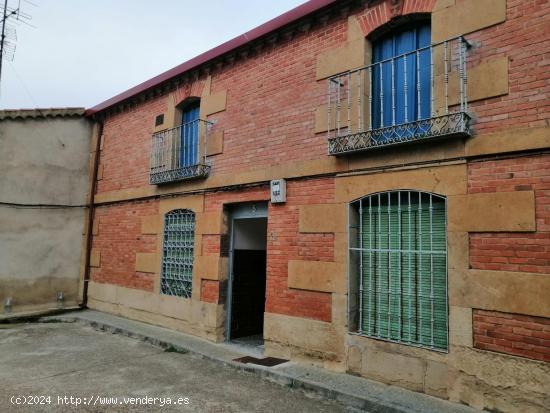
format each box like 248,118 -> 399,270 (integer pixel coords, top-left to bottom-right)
150,119 -> 212,185
327,37 -> 472,156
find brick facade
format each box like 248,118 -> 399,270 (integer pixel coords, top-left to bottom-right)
466,0 -> 550,134
95,1 -> 549,195
86,1 -> 550,411
265,178 -> 335,322
474,309 -> 550,363
91,200 -> 159,291
469,154 -> 550,274
200,280 -> 220,303
201,179 -> 334,322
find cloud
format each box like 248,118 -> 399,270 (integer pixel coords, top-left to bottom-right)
1,0 -> 304,109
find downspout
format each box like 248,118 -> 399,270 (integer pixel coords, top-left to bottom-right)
81,119 -> 103,307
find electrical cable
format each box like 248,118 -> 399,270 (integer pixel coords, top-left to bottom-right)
0,201 -> 88,209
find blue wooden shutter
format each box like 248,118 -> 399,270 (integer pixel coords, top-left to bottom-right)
372,23 -> 431,131
181,103 -> 200,167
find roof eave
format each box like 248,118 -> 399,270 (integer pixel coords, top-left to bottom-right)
85,0 -> 338,117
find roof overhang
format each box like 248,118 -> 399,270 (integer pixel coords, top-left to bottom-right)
0,108 -> 86,120
85,0 -> 338,117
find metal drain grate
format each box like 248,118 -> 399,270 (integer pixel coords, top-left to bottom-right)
233,356 -> 288,367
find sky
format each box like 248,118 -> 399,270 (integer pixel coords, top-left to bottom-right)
1,0 -> 305,110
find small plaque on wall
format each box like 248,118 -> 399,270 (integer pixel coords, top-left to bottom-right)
270,179 -> 286,204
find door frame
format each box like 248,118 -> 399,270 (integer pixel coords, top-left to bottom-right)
225,202 -> 268,342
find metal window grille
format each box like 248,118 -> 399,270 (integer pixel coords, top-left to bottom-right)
150,119 -> 212,185
327,36 -> 471,155
350,191 -> 448,351
160,209 -> 195,298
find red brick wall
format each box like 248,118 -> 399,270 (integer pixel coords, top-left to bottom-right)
92,179 -> 337,322
96,15 -> 346,194
201,280 -> 219,303
265,178 -> 335,322
97,97 -> 166,194
90,1 -> 549,341
95,1 -> 550,195
201,181 -> 334,322
202,235 -> 220,256
91,199 -> 159,291
469,154 -> 550,274
473,309 -> 550,363
357,0 -> 436,34
465,0 -> 550,134
199,185 -> 271,305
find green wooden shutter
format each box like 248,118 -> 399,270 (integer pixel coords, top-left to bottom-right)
358,191 -> 448,351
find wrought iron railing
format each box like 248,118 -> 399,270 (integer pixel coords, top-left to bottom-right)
150,119 -> 212,185
327,37 -> 472,156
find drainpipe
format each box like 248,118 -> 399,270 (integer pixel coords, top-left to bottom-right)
81,120 -> 103,307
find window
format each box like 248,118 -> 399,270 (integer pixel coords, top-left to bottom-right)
180,101 -> 200,167
350,191 -> 448,351
372,22 -> 431,131
326,20 -> 471,156
160,209 -> 195,298
155,114 -> 164,126
150,98 -> 211,185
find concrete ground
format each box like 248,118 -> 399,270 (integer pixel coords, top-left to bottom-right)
0,322 -> 350,412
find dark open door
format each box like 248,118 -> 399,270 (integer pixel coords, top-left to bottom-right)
226,203 -> 268,343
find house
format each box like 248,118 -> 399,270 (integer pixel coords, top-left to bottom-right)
0,108 -> 92,317
82,1 -> 550,411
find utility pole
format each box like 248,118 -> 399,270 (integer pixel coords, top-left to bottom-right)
0,0 -> 32,95
0,0 -> 8,86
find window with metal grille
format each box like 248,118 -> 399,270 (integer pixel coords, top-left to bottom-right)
160,209 -> 195,298
349,191 -> 448,351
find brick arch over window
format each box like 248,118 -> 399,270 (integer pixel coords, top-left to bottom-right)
176,96 -> 201,112
349,190 -> 448,351
172,77 -> 207,107
356,0 -> 437,37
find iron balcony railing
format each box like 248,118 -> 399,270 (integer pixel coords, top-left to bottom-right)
327,36 -> 472,156
150,119 -> 212,185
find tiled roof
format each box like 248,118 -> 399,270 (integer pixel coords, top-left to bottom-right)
0,108 -> 86,120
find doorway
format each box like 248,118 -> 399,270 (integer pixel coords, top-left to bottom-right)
226,203 -> 268,346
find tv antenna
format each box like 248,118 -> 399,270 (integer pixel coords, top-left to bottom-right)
0,0 -> 34,92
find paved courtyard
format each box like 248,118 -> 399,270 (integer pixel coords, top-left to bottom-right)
0,322 -> 351,412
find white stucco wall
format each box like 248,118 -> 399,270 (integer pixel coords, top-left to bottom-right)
0,114 -> 92,315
